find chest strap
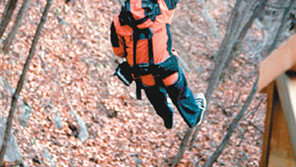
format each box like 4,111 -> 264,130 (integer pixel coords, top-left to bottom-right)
132,28 -> 179,100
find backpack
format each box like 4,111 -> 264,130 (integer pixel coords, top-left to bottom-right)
116,0 -> 179,100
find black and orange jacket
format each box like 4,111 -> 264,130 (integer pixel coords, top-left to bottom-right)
111,0 -> 179,86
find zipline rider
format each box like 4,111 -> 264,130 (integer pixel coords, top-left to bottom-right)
111,0 -> 206,129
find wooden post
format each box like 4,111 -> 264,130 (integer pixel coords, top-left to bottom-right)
260,78 -> 296,167
260,82 -> 275,167
276,74 -> 296,154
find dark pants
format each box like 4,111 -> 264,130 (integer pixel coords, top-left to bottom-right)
144,69 -> 201,128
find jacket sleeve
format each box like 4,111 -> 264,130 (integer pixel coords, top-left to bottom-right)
163,0 -> 179,10
110,21 -> 125,58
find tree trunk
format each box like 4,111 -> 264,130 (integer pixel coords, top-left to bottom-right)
2,0 -> 30,52
0,0 -> 18,39
0,0 -> 53,164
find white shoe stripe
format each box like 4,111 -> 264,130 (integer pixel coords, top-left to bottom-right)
195,93 -> 207,127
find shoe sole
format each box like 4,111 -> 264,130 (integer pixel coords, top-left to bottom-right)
196,93 -> 207,127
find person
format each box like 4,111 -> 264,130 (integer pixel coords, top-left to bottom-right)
110,0 -> 206,129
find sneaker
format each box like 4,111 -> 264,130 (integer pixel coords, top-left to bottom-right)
195,93 -> 207,126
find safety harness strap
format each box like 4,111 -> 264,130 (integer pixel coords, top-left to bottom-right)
148,36 -> 165,88
133,29 -> 142,100
118,1 -> 171,100
133,28 -> 156,100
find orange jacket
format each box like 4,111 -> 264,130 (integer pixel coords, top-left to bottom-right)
111,0 -> 179,86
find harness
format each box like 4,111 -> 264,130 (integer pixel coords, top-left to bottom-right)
119,0 -> 179,100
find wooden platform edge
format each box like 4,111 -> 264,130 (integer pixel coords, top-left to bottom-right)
276,74 -> 296,155
258,34 -> 296,92
260,83 -> 275,167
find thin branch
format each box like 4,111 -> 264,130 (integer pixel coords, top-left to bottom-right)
0,0 -> 53,163
249,121 -> 264,134
190,0 -> 267,152
170,128 -> 193,167
165,0 -> 268,165
0,0 -> 18,38
203,79 -> 258,167
268,0 -> 295,54
3,0 -> 31,52
199,0 -> 221,39
238,97 -> 264,146
267,3 -> 296,10
168,0 -> 245,163
160,139 -> 176,167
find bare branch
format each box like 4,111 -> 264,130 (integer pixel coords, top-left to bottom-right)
160,139 -> 176,167
0,0 -> 18,38
170,128 -> 193,167
249,121 -> 264,134
203,79 -> 258,167
3,0 -> 31,52
0,0 -> 53,163
166,1 -> 268,165
190,0 -> 268,153
268,0 -> 295,54
199,0 -> 221,39
238,97 -> 264,146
